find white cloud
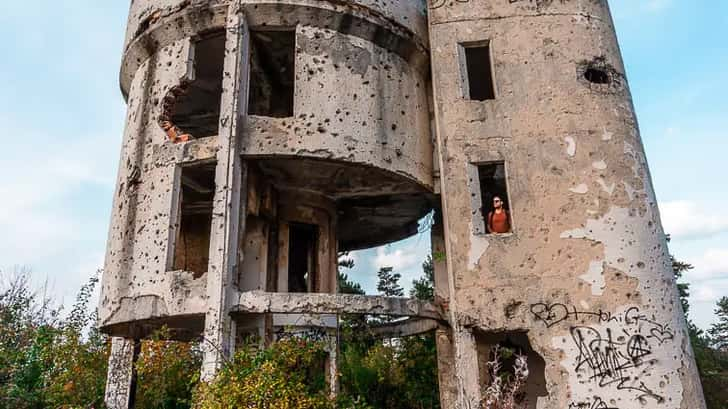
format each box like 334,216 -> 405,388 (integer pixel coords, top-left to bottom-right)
684,248 -> 728,282
660,200 -> 728,239
374,246 -> 420,272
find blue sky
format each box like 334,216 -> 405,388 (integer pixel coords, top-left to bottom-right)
0,1 -> 725,331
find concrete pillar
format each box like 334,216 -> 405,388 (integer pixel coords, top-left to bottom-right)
201,3 -> 250,380
104,337 -> 139,409
452,328 -> 482,409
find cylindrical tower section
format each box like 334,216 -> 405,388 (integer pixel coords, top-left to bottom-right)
428,1 -> 705,408
100,0 -> 433,349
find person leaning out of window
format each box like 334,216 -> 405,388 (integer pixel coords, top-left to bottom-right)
486,196 -> 511,234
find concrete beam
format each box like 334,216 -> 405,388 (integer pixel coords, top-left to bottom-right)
232,291 -> 446,321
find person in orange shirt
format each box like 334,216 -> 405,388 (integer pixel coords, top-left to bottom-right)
486,196 -> 511,234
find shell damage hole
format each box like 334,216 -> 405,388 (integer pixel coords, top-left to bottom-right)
584,67 -> 610,84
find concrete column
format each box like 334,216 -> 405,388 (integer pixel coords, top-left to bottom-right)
104,337 -> 139,409
452,328 -> 482,409
201,2 -> 250,380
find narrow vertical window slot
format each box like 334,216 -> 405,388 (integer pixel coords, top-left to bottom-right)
461,41 -> 496,101
173,162 -> 216,275
248,29 -> 296,117
287,222 -> 318,293
476,162 -> 512,234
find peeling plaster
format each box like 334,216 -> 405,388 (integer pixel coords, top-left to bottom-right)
579,260 -> 605,295
564,136 -> 576,157
569,183 -> 589,194
559,206 -> 686,408
467,233 -> 489,270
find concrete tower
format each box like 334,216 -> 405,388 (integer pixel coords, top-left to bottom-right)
99,0 -> 706,408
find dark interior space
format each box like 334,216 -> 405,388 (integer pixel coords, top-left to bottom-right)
584,67 -> 611,84
463,42 -> 496,101
477,162 -> 510,233
173,162 -> 216,275
248,30 -> 296,117
475,331 -> 548,409
288,222 -> 317,293
170,31 -> 226,138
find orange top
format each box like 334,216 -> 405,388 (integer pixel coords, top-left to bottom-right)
487,210 -> 510,234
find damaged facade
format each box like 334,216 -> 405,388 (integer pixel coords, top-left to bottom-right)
99,0 -> 706,408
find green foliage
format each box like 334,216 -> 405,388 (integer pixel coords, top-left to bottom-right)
709,297 -> 728,351
0,269 -> 108,409
338,260 -> 440,409
135,328 -> 202,409
376,267 -> 404,297
193,338 -> 333,409
671,248 -> 728,409
338,272 -> 365,295
411,255 -> 435,302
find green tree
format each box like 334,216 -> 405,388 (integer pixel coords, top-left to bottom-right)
709,297 -> 728,351
411,255 -> 435,302
669,246 -> 728,409
194,339 -> 333,409
135,328 -> 201,409
376,267 -> 404,297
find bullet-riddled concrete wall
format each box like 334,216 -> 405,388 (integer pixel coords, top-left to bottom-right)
101,0 -> 433,338
429,1 -> 705,408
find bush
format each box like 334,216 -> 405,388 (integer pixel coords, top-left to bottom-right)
193,338 -> 333,409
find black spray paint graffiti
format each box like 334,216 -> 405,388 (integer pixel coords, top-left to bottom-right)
571,326 -> 664,403
568,397 -> 619,409
530,303 -> 673,403
430,0 -> 470,10
273,326 -> 329,342
530,303 -> 675,344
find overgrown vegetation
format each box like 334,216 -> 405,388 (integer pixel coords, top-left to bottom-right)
194,338 -> 332,409
1,246 -> 726,408
673,256 -> 728,408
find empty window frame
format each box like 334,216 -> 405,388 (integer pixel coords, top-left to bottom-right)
170,31 -> 226,138
475,331 -> 548,409
460,41 -> 496,101
172,162 -> 216,275
248,29 -> 296,117
476,162 -> 512,235
287,222 -> 318,293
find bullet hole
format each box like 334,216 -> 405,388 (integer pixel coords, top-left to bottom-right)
584,67 -> 610,84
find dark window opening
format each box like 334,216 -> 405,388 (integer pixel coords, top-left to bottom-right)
288,222 -> 318,293
462,42 -> 496,101
173,162 -> 216,276
477,162 -> 511,234
584,67 -> 610,84
167,31 -> 226,139
249,30 -> 296,117
475,331 -> 548,409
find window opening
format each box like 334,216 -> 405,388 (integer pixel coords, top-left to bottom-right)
165,31 -> 226,140
249,30 -> 295,117
477,162 -> 511,234
462,41 -> 496,101
173,162 -> 216,276
476,331 -> 547,409
288,222 -> 318,292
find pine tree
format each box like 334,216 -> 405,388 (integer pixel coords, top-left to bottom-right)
410,255 -> 434,302
709,297 -> 728,351
376,267 -> 403,297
